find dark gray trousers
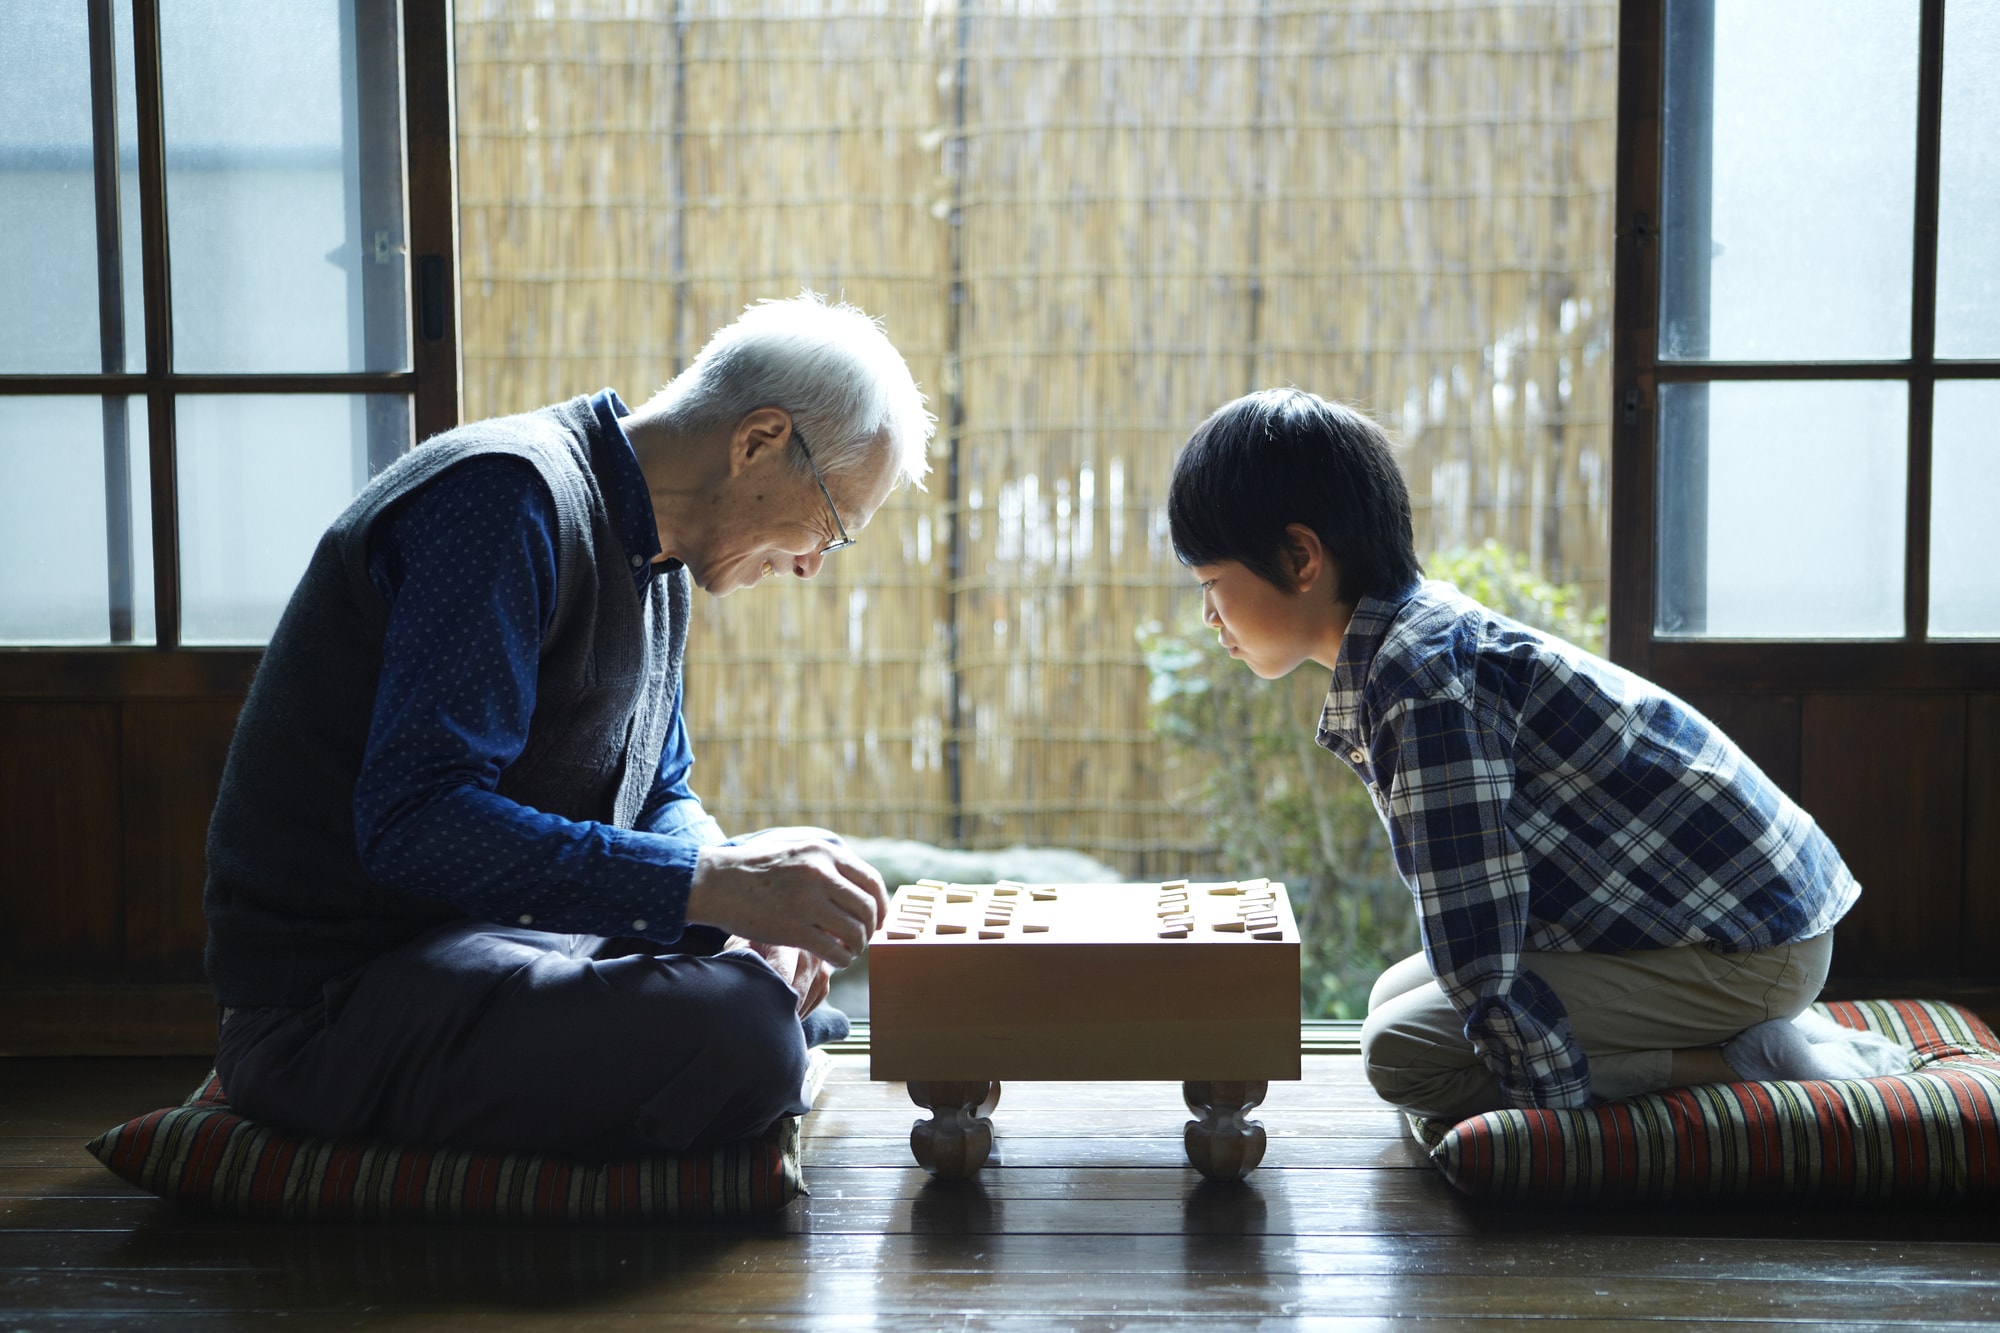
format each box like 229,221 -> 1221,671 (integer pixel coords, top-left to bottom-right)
215,921 -> 841,1158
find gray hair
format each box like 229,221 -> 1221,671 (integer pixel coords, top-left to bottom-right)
649,292 -> 933,490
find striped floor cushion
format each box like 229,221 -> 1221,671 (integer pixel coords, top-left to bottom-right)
86,1051 -> 828,1222
1419,1000 -> 2000,1203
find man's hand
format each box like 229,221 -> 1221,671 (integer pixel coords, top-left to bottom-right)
726,938 -> 833,1017
688,836 -> 888,968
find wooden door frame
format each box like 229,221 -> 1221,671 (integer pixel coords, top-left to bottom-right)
1611,0 -> 2000,685
0,0 -> 460,1053
1609,0 -> 1999,1016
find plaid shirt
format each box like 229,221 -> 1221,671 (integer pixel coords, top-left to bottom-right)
1319,581 -> 1859,1109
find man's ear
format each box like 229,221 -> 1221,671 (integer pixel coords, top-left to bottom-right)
729,407 -> 794,477
1281,523 -> 1327,592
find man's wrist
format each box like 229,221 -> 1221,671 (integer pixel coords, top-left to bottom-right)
686,843 -> 731,928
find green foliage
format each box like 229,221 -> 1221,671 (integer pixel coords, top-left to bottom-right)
1424,541 -> 1606,656
1140,542 -> 1604,1018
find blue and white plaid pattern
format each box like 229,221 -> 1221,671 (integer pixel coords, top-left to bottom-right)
1320,581 -> 1860,1109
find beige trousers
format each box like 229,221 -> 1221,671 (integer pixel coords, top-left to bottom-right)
1359,932 -> 1833,1120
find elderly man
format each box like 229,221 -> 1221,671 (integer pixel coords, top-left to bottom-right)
203,295 -> 931,1156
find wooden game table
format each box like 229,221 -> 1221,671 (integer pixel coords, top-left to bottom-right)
867,879 -> 1302,1181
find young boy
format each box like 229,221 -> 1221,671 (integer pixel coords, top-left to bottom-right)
1168,388 -> 1899,1120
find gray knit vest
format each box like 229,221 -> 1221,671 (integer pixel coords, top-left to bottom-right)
203,396 -> 689,1007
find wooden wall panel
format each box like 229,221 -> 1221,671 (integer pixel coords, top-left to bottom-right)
121,700 -> 240,980
1965,695 -> 2000,981
0,984 -> 216,1057
1681,692 -> 1802,801
0,703 -> 125,981
1804,694 -> 1966,980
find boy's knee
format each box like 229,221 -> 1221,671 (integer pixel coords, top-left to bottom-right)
1365,953 -> 1436,1014
1359,1007 -> 1412,1102
1360,1004 -> 1504,1121
1360,1005 -> 1461,1111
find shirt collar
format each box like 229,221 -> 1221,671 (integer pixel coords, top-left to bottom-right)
1318,578 -> 1423,747
587,389 -> 672,592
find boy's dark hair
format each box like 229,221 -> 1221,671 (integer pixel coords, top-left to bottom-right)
1168,388 -> 1421,603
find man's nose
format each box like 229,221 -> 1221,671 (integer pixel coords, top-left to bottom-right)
793,549 -> 827,580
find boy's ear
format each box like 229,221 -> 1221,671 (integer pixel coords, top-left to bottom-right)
1281,523 -> 1327,592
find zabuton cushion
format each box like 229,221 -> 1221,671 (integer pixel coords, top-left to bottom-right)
86,1052 -> 828,1222
1420,1000 -> 2000,1203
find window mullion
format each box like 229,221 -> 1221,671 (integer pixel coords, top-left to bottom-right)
1904,0 -> 1946,643
1607,0 -> 1665,674
131,0 -> 178,649
402,0 -> 462,444
87,0 -> 136,644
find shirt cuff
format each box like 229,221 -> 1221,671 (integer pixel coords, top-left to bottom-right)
498,825 -> 706,946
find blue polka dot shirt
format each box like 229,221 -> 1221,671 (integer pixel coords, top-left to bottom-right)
351,390 -> 725,946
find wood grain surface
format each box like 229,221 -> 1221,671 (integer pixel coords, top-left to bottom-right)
870,883 -> 1301,1082
2,1053 -> 1996,1329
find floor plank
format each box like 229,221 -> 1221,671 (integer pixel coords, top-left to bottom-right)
0,1302 -> 1988,1326
805,1107 -> 1408,1141
0,1054 -> 1996,1330
2,1266 -> 1997,1322
800,1136 -> 1426,1169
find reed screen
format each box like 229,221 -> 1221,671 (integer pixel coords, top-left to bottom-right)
457,0 -> 1616,872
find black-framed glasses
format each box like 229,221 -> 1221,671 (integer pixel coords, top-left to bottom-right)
793,427 -> 856,555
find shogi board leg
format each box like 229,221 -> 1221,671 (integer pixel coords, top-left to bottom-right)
1182,1080 -> 1269,1181
907,1080 -> 1002,1178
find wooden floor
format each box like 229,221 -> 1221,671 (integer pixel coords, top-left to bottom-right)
5,1055 -> 2000,1330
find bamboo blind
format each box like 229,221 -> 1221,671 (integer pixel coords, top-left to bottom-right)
455,0 -> 1616,872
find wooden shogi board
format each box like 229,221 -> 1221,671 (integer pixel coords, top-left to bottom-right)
867,880 -> 1302,1083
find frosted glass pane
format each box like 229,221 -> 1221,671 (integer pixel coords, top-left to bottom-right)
176,394 -> 409,644
1937,3 -> 2000,359
1659,0 -> 1918,361
1656,381 -> 1906,638
0,397 -> 154,645
161,0 -> 408,373
0,4 -> 145,374
1929,381 -> 2000,636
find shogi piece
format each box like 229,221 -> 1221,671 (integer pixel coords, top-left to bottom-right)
870,881 -> 1301,1180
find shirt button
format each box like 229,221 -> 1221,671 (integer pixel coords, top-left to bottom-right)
629,554 -> 644,568
631,918 -> 648,932
1348,748 -> 1366,764
517,914 -> 533,926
